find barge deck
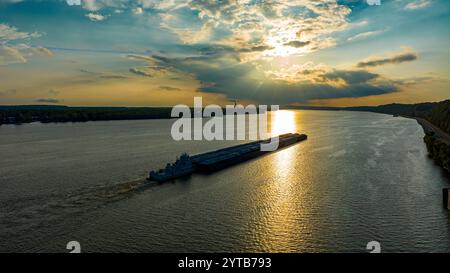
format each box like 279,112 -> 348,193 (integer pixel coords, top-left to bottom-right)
148,133 -> 307,182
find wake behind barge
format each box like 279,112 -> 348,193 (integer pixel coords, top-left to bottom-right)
148,133 -> 307,182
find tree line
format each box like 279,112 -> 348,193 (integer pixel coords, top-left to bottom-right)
0,107 -> 174,124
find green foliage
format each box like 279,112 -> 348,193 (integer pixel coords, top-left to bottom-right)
0,107 -> 174,124
425,100 -> 450,134
0,105 -> 264,125
424,135 -> 450,172
348,101 -> 440,118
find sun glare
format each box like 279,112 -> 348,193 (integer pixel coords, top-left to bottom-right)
271,110 -> 297,136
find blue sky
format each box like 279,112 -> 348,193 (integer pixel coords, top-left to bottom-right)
0,0 -> 449,106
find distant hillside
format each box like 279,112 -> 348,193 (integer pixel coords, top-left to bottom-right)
348,103 -> 437,117
352,100 -> 450,135
284,102 -> 438,116
284,100 -> 450,133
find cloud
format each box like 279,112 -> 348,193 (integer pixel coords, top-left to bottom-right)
82,0 -> 101,11
283,41 -> 311,48
86,13 -> 107,21
99,74 -> 128,79
32,47 -> 53,57
347,29 -> 384,41
357,52 -> 418,68
239,45 -> 274,53
0,24 -> 47,65
35,98 -> 60,104
349,20 -> 369,29
47,0 -> 422,105
79,68 -> 97,74
135,52 -> 400,104
65,0 -> 81,6
0,45 -> 26,65
72,0 -> 156,12
196,75 -> 398,105
323,70 -> 379,84
129,68 -> 153,77
133,7 -> 143,15
71,1 -> 352,60
0,45 -> 53,66
173,1 -> 350,57
0,24 -> 40,43
0,0 -> 24,4
127,54 -> 157,63
79,68 -> 129,79
392,76 -> 435,86
159,86 -> 180,91
405,0 -> 432,10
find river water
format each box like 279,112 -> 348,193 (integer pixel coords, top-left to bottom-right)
0,110 -> 449,252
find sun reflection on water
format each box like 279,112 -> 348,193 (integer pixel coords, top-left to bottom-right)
252,110 -> 307,251
270,110 -> 297,137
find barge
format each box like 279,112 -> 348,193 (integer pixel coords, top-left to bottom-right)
147,133 -> 307,182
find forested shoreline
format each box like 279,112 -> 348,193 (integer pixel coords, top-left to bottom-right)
420,100 -> 450,173
0,106 -> 174,124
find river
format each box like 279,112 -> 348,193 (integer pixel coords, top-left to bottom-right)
0,110 -> 448,252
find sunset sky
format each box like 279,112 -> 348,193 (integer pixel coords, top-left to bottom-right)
0,0 -> 449,107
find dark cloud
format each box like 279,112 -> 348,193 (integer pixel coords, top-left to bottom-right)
297,69 -> 325,75
239,45 -> 274,52
198,76 -> 397,105
283,40 -> 311,48
151,55 -> 171,63
357,52 -> 418,68
181,43 -> 273,60
79,68 -> 99,75
79,69 -> 128,79
323,70 -> 379,84
197,45 -> 235,55
159,86 -> 181,91
187,62 -> 397,104
127,54 -> 155,62
99,74 -> 128,79
129,68 -> 153,77
146,66 -> 169,72
35,98 -> 60,103
138,50 -> 400,105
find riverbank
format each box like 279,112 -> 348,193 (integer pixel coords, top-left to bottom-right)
0,106 -> 175,124
0,105 -> 268,125
423,135 -> 450,173
409,117 -> 450,173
